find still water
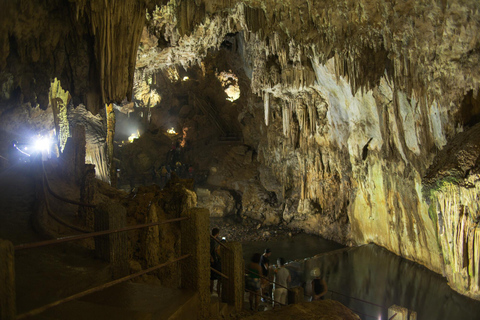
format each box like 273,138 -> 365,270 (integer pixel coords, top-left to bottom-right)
242,235 -> 480,320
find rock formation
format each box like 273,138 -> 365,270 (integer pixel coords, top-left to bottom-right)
1,0 -> 480,301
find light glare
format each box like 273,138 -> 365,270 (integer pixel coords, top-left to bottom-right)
34,137 -> 51,151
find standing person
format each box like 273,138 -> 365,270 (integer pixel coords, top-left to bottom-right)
260,248 -> 272,302
246,253 -> 262,311
273,258 -> 291,308
160,165 -> 167,187
310,268 -> 328,301
210,228 -> 222,296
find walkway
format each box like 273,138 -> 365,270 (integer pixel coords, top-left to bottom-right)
1,163 -> 200,319
0,163 -> 111,314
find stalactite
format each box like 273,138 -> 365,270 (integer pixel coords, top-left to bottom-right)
75,0 -> 147,106
85,144 -> 109,182
264,91 -> 270,126
282,103 -> 289,136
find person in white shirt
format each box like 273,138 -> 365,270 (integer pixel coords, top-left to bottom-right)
273,257 -> 291,307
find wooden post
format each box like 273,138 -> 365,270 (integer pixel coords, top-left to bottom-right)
220,242 -> 244,312
388,305 -> 409,320
0,239 -> 15,320
288,286 -> 304,305
181,208 -> 209,319
94,201 -> 128,279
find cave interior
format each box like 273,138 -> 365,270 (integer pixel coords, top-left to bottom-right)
2,0 -> 480,317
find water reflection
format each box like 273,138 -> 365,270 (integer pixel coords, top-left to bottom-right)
242,237 -> 480,320
299,245 -> 480,320
241,233 -> 345,262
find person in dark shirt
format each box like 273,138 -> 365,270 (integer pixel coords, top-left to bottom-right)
310,268 -> 328,301
246,253 -> 262,310
259,248 -> 272,302
210,228 -> 222,296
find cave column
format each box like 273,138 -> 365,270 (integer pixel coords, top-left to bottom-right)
73,124 -> 86,184
181,208 -> 209,319
0,239 -> 15,320
220,242 -> 244,312
106,103 -> 115,186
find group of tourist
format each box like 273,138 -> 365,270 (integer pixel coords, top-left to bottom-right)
247,253 -> 329,310
209,228 -> 328,311
245,249 -> 292,310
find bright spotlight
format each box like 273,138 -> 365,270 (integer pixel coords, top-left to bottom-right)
33,136 -> 52,152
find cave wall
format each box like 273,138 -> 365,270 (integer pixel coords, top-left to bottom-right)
136,0 -> 480,299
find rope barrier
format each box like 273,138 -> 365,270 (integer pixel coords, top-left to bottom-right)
42,162 -> 95,208
244,267 -> 294,294
210,235 -> 231,251
347,308 -> 379,319
41,172 -> 91,234
330,290 -> 386,309
14,216 -> 189,250
211,267 -> 229,280
244,288 -> 286,307
16,254 -> 191,319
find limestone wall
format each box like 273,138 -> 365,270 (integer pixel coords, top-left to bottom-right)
135,0 -> 480,299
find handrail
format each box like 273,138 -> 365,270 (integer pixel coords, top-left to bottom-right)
16,254 -> 191,319
210,235 -> 231,251
211,267 -> 229,280
14,216 -> 189,250
42,163 -> 95,208
347,309 -> 378,319
330,290 -> 386,309
41,172 -> 91,233
244,288 -> 286,307
245,267 -> 293,293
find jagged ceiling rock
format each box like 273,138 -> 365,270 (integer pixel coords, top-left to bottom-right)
0,0 -> 156,114
139,0 -> 480,109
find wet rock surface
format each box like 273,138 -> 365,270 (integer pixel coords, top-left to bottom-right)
210,216 -> 302,243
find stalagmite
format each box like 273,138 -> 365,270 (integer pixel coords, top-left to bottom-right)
49,79 -> 70,152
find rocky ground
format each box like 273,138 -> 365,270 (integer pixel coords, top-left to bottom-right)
209,216 -> 303,243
